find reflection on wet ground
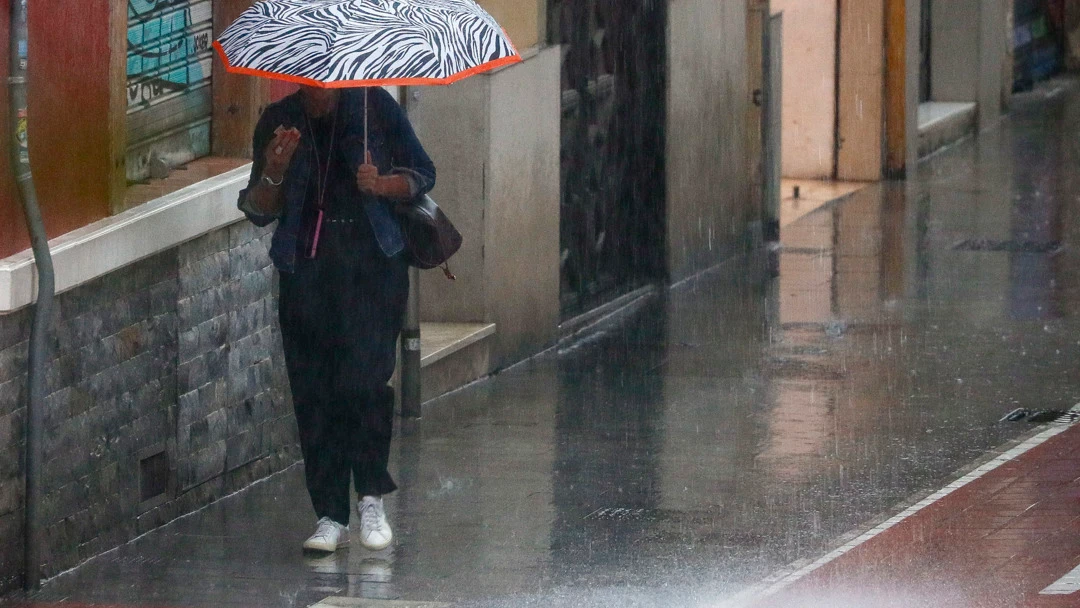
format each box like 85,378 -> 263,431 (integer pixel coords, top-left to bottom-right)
10,81 -> 1080,608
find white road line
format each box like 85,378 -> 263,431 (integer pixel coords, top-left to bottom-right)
1041,562 -> 1080,595
719,406 -> 1080,606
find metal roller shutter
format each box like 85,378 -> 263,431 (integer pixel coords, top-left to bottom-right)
126,0 -> 214,182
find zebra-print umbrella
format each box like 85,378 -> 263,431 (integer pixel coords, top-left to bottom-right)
214,0 -> 520,87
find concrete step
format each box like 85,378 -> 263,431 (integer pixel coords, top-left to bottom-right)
413,322 -> 496,403
419,322 -> 496,367
918,102 -> 977,158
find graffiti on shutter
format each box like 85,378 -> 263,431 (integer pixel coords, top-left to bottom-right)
126,0 -> 214,182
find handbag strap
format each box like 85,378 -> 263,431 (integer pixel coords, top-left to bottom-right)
441,262 -> 456,281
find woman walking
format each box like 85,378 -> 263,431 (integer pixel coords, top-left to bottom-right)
239,85 -> 435,553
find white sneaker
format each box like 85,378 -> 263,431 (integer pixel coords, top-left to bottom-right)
302,516 -> 348,552
357,496 -> 393,551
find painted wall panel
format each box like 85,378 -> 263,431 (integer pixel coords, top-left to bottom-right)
0,5 -> 22,259
837,0 -> 886,181
772,0 -> 837,179
0,1 -> 117,259
477,0 -> 541,50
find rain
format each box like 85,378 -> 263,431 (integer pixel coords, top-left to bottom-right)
1,1 -> 1080,608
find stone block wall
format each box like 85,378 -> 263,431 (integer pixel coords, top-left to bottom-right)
0,220 -> 298,592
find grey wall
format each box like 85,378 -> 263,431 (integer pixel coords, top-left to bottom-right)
410,48 -> 561,369
978,0 -> 1007,130
930,0 -> 981,102
907,0 -> 922,169
930,0 -> 1006,129
666,0 -> 752,281
484,47 -> 562,366
408,79 -> 490,324
0,221 -> 298,592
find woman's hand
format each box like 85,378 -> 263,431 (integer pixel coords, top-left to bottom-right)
357,151 -> 414,199
357,151 -> 380,195
263,126 -> 301,181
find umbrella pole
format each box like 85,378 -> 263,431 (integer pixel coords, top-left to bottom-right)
364,87 -> 369,160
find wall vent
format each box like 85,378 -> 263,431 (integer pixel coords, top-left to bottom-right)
138,445 -> 170,510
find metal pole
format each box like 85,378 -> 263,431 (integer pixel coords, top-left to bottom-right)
9,0 -> 54,591
400,266 -> 422,418
398,88 -> 421,419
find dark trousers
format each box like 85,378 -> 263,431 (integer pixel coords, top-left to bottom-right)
278,221 -> 408,526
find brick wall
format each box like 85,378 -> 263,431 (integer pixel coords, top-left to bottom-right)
0,220 -> 298,592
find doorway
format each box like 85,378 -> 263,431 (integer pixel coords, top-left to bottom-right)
919,0 -> 932,102
549,0 -> 668,319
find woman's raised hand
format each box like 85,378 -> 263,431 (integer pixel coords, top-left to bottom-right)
264,126 -> 301,181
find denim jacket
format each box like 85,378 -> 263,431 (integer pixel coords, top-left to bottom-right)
239,87 -> 436,273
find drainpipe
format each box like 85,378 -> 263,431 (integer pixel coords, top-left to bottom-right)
10,0 -> 54,591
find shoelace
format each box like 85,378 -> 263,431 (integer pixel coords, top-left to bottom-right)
360,503 -> 382,529
313,518 -> 338,540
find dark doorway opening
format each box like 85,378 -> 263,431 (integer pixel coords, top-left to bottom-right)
549,0 -> 668,319
919,0 -> 932,102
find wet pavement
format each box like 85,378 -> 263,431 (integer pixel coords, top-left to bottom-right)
6,79 -> 1080,608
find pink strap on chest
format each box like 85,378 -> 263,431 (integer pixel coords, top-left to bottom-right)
308,209 -> 324,259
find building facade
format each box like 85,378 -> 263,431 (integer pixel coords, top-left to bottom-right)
0,0 -> 760,590
0,0 -> 1032,592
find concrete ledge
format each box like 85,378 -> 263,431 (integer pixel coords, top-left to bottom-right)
558,285 -> 657,342
0,164 -> 250,313
419,322 -> 496,367
918,102 -> 977,158
402,322 -> 496,404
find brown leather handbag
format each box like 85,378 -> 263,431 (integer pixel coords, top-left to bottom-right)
395,194 -> 463,280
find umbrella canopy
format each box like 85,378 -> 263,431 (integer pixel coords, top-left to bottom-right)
214,0 -> 521,88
